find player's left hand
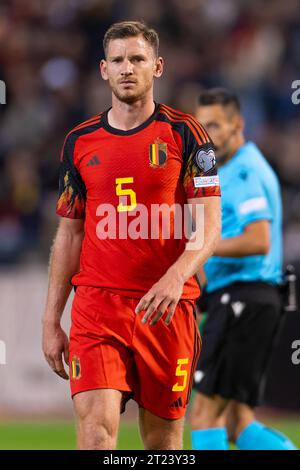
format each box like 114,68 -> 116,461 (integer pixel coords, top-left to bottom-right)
135,267 -> 184,326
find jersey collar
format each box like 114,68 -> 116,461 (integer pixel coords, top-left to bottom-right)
102,102 -> 160,136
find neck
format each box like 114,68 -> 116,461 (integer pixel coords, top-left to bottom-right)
108,93 -> 155,131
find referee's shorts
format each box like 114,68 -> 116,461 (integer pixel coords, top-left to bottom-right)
193,282 -> 282,407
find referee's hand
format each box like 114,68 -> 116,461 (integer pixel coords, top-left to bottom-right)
135,268 -> 184,326
42,322 -> 69,380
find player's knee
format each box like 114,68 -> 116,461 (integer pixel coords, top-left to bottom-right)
77,418 -> 117,450
75,404 -> 118,449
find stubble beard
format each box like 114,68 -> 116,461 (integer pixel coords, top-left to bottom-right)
111,79 -> 153,105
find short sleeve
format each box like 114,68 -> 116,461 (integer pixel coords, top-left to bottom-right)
182,124 -> 221,199
236,167 -> 272,228
56,133 -> 86,219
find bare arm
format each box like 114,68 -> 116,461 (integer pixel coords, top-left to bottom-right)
42,217 -> 84,379
170,196 -> 221,282
214,220 -> 270,257
195,266 -> 207,288
135,196 -> 221,325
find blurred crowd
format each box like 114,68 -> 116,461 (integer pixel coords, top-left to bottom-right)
0,0 -> 299,265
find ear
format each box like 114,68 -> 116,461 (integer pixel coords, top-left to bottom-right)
100,59 -> 108,81
231,113 -> 244,134
236,114 -> 245,133
153,57 -> 164,78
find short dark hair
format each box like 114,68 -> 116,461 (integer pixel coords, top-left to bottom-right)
198,88 -> 241,113
103,21 -> 159,57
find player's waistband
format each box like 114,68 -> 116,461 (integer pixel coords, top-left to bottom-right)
73,284 -> 200,302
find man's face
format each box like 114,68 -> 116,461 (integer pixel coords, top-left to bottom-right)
100,35 -> 163,104
195,104 -> 242,162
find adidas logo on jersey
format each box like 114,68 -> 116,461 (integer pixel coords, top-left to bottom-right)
86,155 -> 101,166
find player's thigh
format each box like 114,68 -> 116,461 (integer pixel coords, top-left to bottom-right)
73,388 -> 122,432
133,299 -> 201,421
139,407 -> 184,449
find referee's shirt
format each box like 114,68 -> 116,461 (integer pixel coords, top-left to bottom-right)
205,141 -> 282,293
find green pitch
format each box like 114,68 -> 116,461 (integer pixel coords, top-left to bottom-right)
0,419 -> 299,450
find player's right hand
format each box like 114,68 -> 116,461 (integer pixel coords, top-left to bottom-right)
42,322 -> 69,380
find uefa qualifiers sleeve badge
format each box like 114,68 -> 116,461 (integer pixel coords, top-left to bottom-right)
149,140 -> 167,168
193,147 -> 216,175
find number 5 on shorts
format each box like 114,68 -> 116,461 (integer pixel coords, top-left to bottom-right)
172,358 -> 189,392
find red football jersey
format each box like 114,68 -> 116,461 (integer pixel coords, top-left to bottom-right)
56,103 -> 221,299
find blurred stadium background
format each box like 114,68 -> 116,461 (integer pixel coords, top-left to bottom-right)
0,0 -> 299,449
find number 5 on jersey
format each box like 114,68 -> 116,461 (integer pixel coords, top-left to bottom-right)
115,177 -> 137,212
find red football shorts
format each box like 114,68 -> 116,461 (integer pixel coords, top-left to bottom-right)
69,286 -> 201,420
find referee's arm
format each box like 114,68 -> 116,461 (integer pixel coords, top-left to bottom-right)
214,220 -> 270,257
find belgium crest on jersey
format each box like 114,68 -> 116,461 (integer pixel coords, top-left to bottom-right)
71,355 -> 81,380
149,139 -> 167,167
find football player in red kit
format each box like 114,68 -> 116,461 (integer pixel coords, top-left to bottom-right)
42,20 -> 221,450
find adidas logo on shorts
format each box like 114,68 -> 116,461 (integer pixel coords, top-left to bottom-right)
170,397 -> 183,408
